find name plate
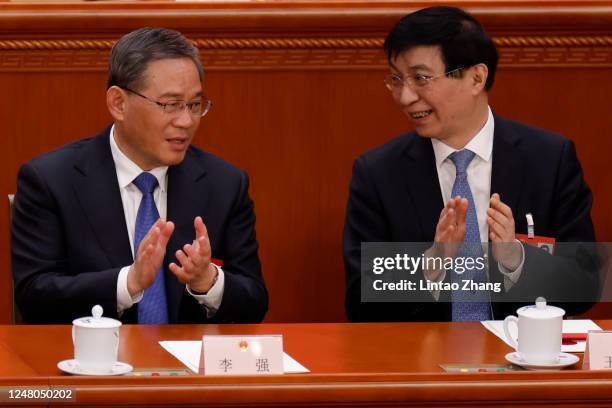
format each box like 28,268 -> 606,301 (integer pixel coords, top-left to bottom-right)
583,331 -> 612,370
200,335 -> 283,375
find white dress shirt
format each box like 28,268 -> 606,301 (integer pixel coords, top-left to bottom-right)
109,125 -> 224,317
430,107 -> 524,291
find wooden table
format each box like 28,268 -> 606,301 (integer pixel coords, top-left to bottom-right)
0,322 -> 611,407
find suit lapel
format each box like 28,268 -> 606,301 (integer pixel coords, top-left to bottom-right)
71,128 -> 133,268
165,150 -> 209,322
490,115 -> 523,217
402,135 -> 444,241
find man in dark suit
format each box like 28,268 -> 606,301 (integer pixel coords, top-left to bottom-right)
12,28 -> 268,324
344,6 -> 599,322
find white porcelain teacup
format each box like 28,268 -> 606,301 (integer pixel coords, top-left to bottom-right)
503,298 -> 565,364
72,305 -> 122,374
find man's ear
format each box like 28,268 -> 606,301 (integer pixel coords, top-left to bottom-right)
471,63 -> 489,94
106,86 -> 127,121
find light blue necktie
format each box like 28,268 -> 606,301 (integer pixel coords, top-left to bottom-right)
133,172 -> 169,324
448,150 -> 491,321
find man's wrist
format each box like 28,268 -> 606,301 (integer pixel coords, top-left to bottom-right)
500,240 -> 524,271
188,264 -> 219,295
126,264 -> 143,297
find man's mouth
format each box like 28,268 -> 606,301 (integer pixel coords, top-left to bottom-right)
167,138 -> 188,149
410,110 -> 433,119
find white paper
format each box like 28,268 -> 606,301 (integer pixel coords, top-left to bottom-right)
203,335 -> 283,375
159,340 -> 310,374
482,319 -> 602,353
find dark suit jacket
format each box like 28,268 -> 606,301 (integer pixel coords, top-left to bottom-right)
12,127 -> 268,324
344,115 -> 599,322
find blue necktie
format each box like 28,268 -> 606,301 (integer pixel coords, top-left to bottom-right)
448,150 -> 491,321
133,172 -> 169,324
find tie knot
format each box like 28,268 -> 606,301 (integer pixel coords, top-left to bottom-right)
133,172 -> 159,194
449,149 -> 476,175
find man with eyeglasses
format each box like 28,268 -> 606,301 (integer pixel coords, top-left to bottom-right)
12,28 -> 268,324
344,6 -> 599,322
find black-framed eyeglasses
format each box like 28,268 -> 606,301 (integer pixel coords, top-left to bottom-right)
384,67 -> 466,93
121,86 -> 212,117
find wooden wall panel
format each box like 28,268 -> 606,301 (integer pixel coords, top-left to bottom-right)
1,0 -> 612,324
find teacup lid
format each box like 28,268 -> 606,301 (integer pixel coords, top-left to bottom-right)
517,297 -> 565,319
72,305 -> 122,329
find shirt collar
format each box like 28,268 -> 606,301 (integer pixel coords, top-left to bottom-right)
109,124 -> 168,192
432,106 -> 494,168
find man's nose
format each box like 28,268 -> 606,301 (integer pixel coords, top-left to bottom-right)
173,108 -> 197,128
395,84 -> 419,106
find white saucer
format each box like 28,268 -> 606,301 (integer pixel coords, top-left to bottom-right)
505,352 -> 579,370
57,359 -> 133,376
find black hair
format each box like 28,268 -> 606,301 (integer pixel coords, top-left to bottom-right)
384,6 -> 498,90
107,27 -> 204,90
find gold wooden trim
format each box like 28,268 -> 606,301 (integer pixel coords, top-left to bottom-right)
0,39 -> 115,50
0,36 -> 611,51
192,38 -> 384,49
0,36 -> 611,70
0,38 -> 383,51
495,36 -> 612,47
